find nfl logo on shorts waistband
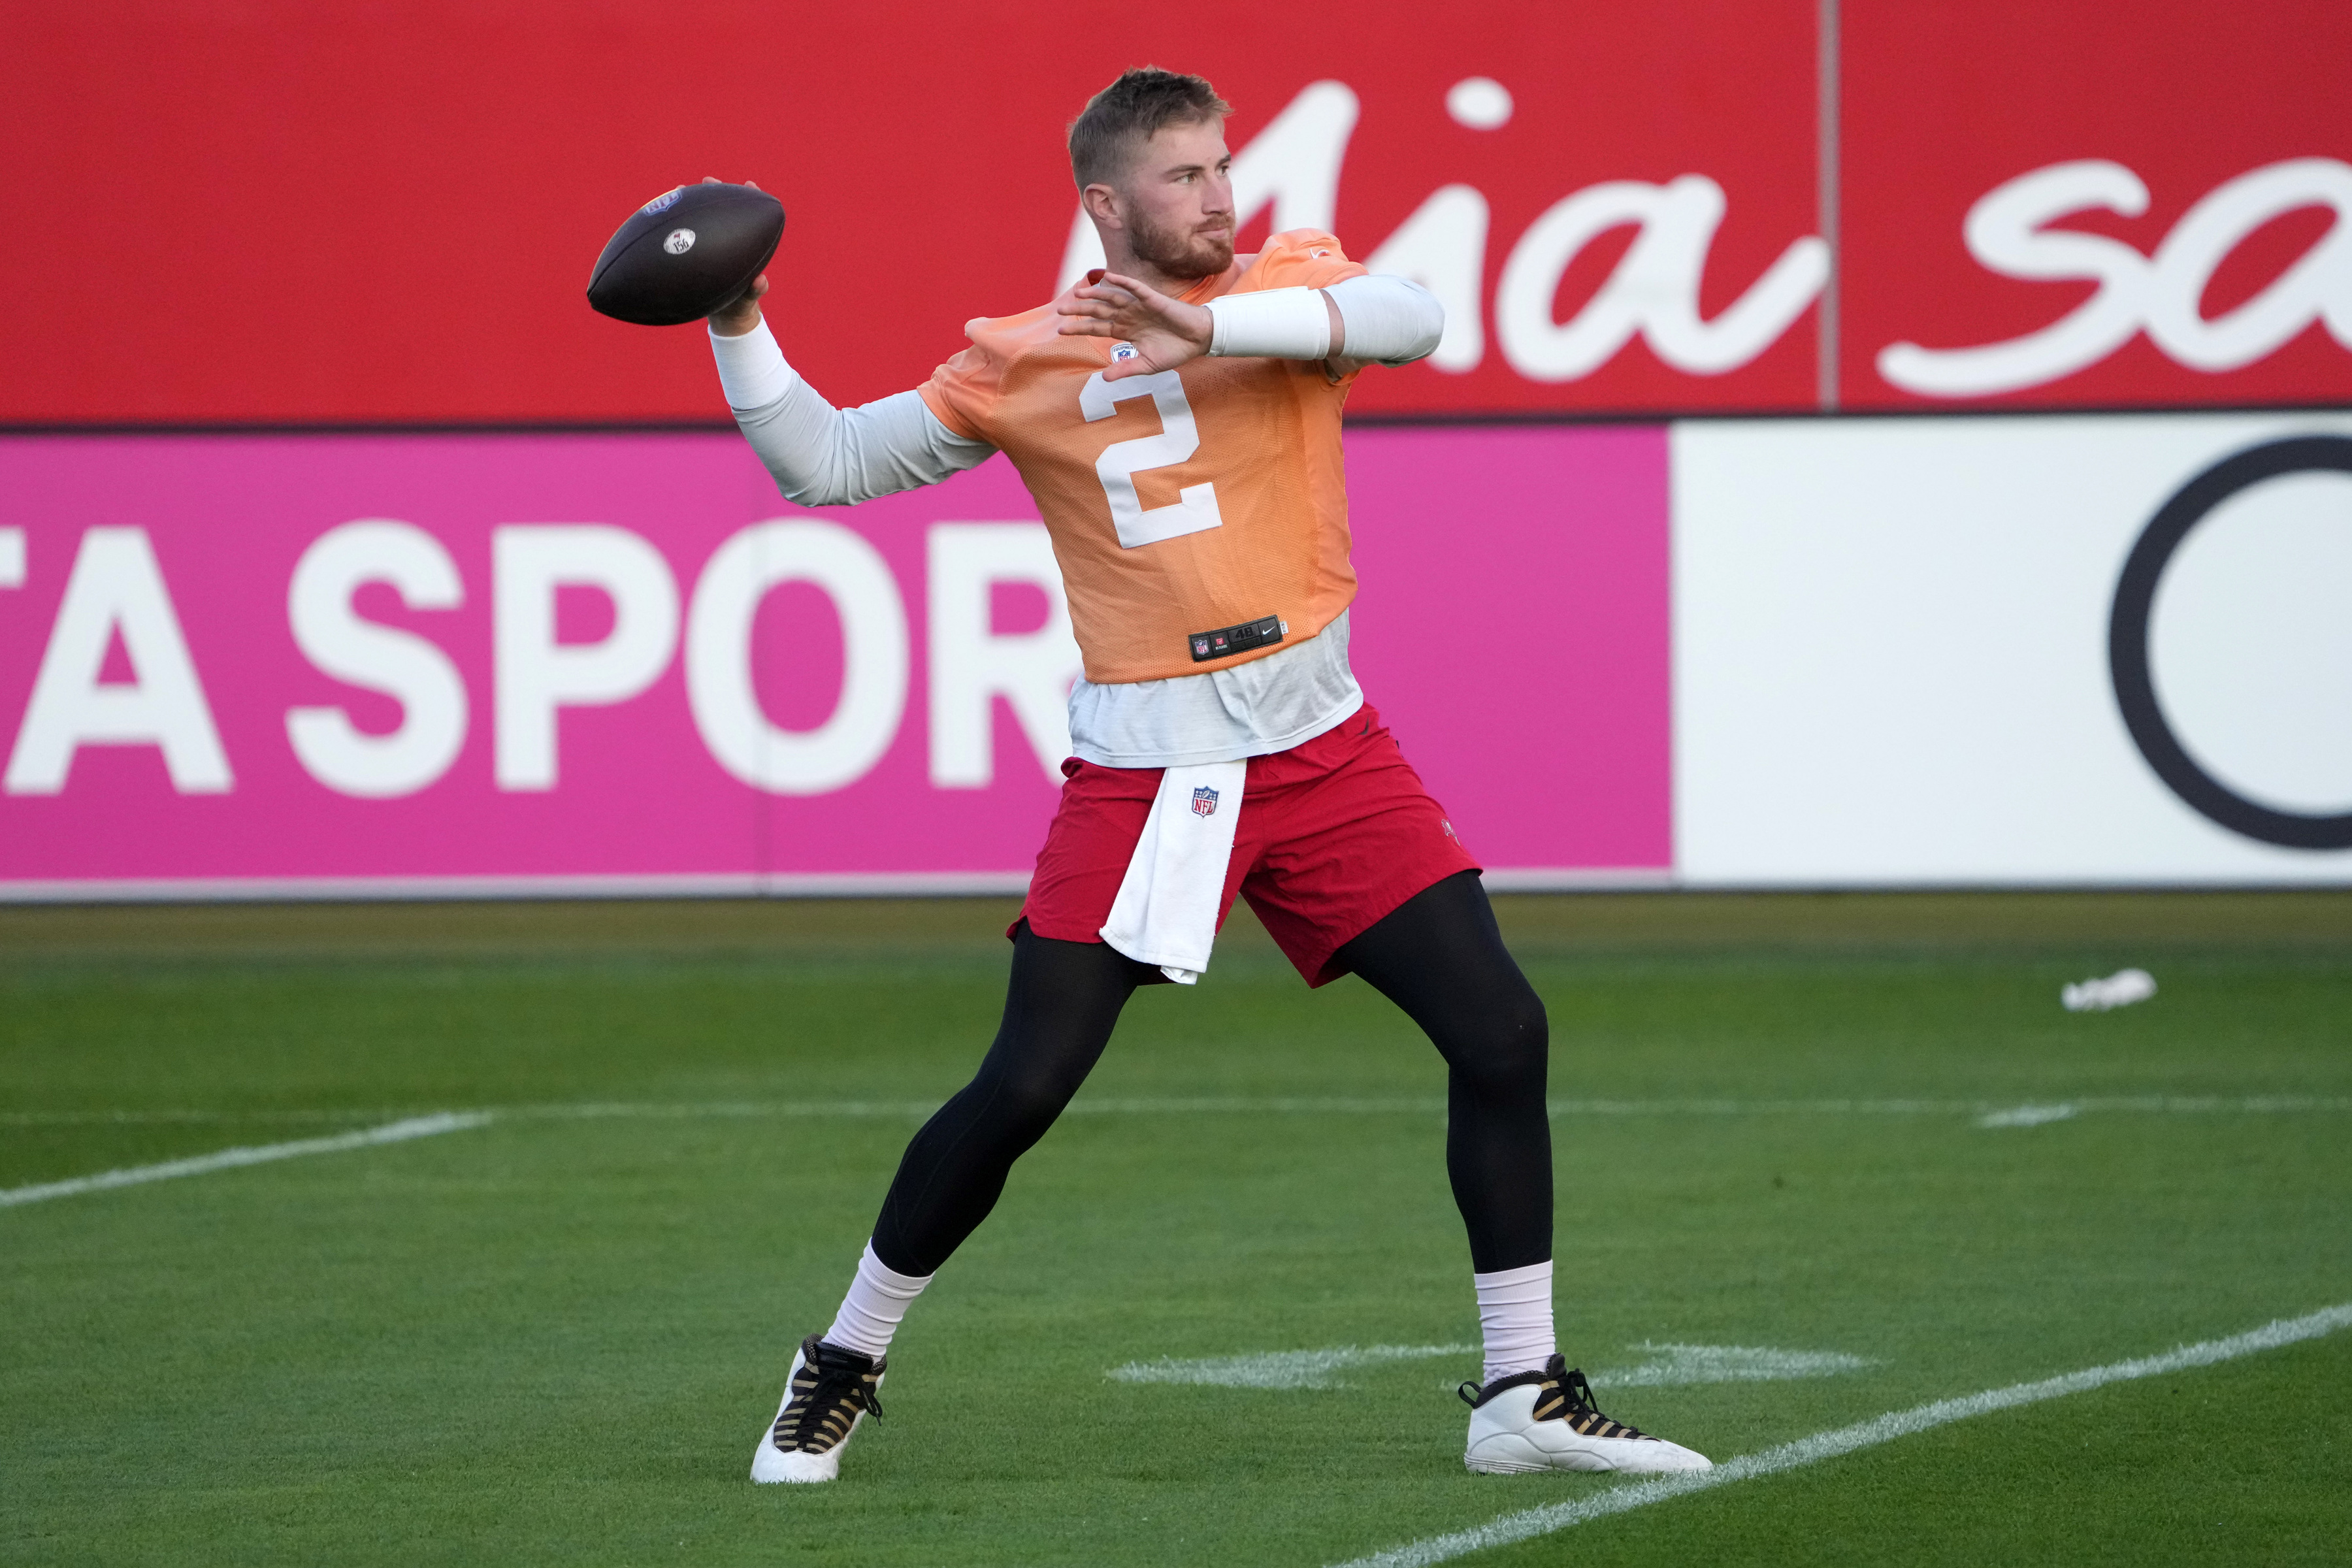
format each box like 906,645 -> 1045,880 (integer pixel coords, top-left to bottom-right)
1191,787 -> 1220,817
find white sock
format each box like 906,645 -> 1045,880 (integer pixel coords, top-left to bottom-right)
821,1242 -> 932,1361
1473,1260 -> 1557,1384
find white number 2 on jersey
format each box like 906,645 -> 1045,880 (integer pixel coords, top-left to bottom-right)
1079,368 -> 1226,549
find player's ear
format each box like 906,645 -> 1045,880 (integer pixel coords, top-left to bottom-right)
1081,182 -> 1124,230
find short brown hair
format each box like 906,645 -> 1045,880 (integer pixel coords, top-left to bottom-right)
1068,68 -> 1231,190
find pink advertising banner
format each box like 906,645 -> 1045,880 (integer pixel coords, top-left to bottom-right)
0,428 -> 1668,898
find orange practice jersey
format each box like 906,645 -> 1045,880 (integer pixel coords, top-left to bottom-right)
919,230 -> 1367,685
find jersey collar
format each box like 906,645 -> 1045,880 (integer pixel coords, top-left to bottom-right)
1175,258 -> 1246,306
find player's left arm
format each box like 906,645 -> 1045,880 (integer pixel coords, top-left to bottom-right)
1057,271 -> 1442,382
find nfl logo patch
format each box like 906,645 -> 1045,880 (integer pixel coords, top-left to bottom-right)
1191,786 -> 1220,817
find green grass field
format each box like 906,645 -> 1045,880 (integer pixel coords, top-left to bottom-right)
5,892 -> 2349,1566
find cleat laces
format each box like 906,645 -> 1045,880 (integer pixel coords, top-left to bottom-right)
773,1334 -> 885,1455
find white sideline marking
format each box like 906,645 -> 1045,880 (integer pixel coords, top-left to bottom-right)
4,1094 -> 2348,1130
1111,1344 -> 1477,1390
0,1113 -> 493,1209
1595,1343 -> 1874,1388
0,1109 -> 374,1126
1978,1103 -> 2080,1128
1328,1301 -> 2352,1568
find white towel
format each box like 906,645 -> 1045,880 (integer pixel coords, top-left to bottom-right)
1099,760 -> 1247,985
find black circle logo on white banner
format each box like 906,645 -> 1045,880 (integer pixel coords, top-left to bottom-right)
2110,434 -> 2352,850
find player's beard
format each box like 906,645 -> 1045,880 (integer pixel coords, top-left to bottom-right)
1129,207 -> 1234,282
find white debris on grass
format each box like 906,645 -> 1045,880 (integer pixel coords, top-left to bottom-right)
2063,968 -> 2156,1012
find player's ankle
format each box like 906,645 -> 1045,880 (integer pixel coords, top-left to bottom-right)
822,1240 -> 935,1361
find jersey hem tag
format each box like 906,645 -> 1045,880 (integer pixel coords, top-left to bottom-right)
1188,615 -> 1284,663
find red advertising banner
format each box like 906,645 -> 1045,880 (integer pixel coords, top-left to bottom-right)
1,0 -> 2345,423
1842,1 -> 2352,409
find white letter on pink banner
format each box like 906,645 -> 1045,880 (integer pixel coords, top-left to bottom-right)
5,527 -> 231,795
285,521 -> 468,798
493,525 -> 679,791
685,520 -> 907,795
927,523 -> 1081,789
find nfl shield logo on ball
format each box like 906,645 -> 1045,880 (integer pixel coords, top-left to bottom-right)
1191,787 -> 1219,818
662,228 -> 696,255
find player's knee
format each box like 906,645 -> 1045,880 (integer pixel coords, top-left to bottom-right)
1452,986 -> 1548,1098
973,1051 -> 1089,1138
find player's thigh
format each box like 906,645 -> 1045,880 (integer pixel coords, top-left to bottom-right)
985,923 -> 1158,1107
1018,758 -> 1160,945
1243,723 -> 1478,986
1336,871 -> 1534,1017
1337,873 -> 1548,1087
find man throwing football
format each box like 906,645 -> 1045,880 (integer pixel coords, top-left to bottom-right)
705,67 -> 1710,1484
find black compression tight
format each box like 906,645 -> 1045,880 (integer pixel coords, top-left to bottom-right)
866,870 -> 1552,1277
868,930 -> 1148,1276
1335,871 -> 1554,1271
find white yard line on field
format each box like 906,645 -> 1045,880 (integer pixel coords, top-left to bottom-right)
1977,1103 -> 2082,1128
4,1093 -> 2345,1133
381,1092 -> 2352,1121
1111,1344 -> 1478,1389
1109,1341 -> 1872,1392
1327,1301 -> 2352,1568
1548,1096 -> 2352,1118
1597,1343 -> 1874,1387
513,1100 -> 950,1120
0,1112 -> 493,1208
517,1098 -> 1439,1119
0,1108 -> 375,1126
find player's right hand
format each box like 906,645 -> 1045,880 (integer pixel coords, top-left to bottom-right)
703,176 -> 770,336
1057,269 -> 1213,379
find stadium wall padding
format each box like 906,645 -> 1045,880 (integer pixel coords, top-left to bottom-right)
4,413 -> 2349,896
4,2 -> 2347,894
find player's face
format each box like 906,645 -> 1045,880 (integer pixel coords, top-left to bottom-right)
1118,120 -> 1235,280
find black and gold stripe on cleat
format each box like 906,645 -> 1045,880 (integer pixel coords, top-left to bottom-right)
1459,1355 -> 1654,1441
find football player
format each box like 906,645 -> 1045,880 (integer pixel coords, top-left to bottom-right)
706,67 -> 1710,1484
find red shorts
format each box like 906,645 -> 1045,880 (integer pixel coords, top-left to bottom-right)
1015,702 -> 1481,987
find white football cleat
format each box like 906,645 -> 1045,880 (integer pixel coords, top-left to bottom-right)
1461,1356 -> 1712,1475
750,1333 -> 886,1484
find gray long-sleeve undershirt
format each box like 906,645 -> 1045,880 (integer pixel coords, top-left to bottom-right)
718,363 -> 995,510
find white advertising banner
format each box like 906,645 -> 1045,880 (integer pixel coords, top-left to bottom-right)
1672,413 -> 2352,885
